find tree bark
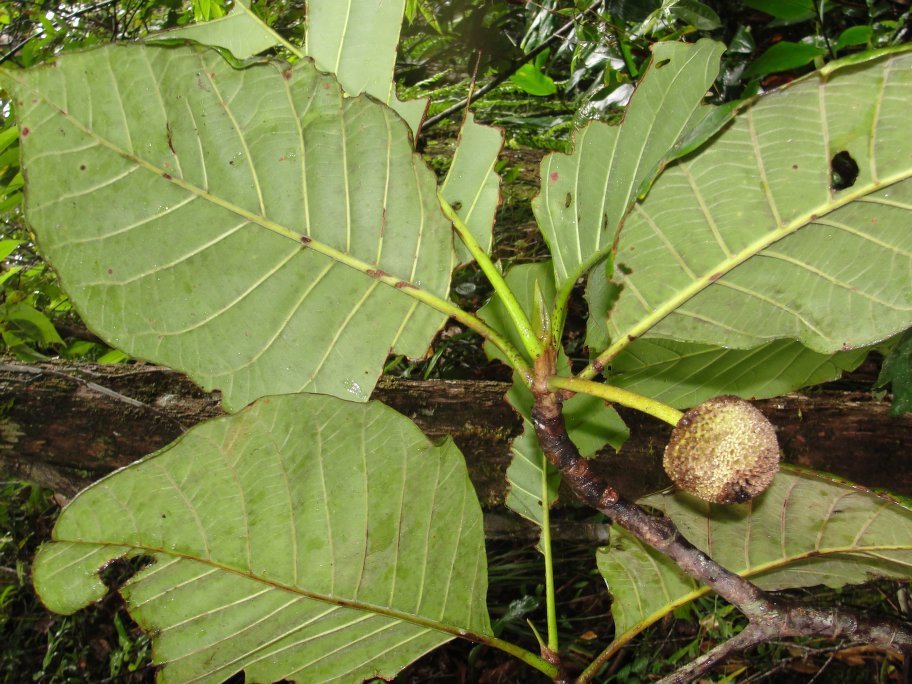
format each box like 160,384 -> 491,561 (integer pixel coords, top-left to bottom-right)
1,358 -> 910,507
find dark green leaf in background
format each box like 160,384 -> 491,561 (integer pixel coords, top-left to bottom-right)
877,329 -> 912,416
836,25 -> 873,52
743,0 -> 816,23
668,0 -> 721,31
510,56 -> 559,97
743,40 -> 826,78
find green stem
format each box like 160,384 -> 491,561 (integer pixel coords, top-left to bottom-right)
550,251 -> 613,351
547,376 -> 683,426
576,639 -> 623,683
487,635 -> 558,679
539,449 -> 559,654
438,192 -> 545,360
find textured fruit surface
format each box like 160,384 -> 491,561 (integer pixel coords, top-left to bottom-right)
663,396 -> 779,504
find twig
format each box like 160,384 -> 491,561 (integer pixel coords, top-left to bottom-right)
656,623 -> 768,684
421,1 -> 604,131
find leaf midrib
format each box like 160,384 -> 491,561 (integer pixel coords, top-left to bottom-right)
55,538 -> 492,639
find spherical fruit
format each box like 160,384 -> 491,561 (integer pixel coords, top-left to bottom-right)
663,396 -> 779,504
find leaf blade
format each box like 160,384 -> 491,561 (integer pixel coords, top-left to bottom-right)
34,394 -> 491,682
158,0 -> 286,59
305,0 -> 426,132
440,112 -> 503,265
605,49 -> 912,359
533,39 -> 724,287
5,45 -> 452,410
609,338 -> 867,409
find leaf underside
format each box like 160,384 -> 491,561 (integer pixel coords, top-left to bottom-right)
159,1 -> 281,59
440,111 -> 504,266
534,39 -> 725,289
6,45 -> 452,410
306,0 -> 426,133
599,468 -> 912,643
609,337 -> 867,409
33,394 -> 491,683
606,48 -> 912,357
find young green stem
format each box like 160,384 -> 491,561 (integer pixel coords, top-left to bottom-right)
547,377 -> 683,426
438,192 -> 545,360
539,449 -> 559,654
485,636 -> 558,679
549,252 -> 613,351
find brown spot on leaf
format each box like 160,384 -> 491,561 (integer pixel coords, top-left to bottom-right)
79,164 -> 86,171
709,271 -> 722,281
395,281 -> 412,289
549,171 -> 559,183
282,69 -> 292,81
20,127 -> 29,137
300,235 -> 312,244
366,269 -> 388,279
162,172 -> 172,180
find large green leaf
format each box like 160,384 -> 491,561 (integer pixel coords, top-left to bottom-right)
33,394 -> 491,682
4,45 -> 452,411
598,468 -> 912,643
604,48 -> 912,360
440,112 -> 503,265
534,39 -> 724,288
609,338 -> 867,409
305,0 -> 426,133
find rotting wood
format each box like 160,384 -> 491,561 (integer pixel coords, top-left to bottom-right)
1,358 -> 909,514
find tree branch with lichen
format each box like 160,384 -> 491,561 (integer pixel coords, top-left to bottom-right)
529,354 -> 912,683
